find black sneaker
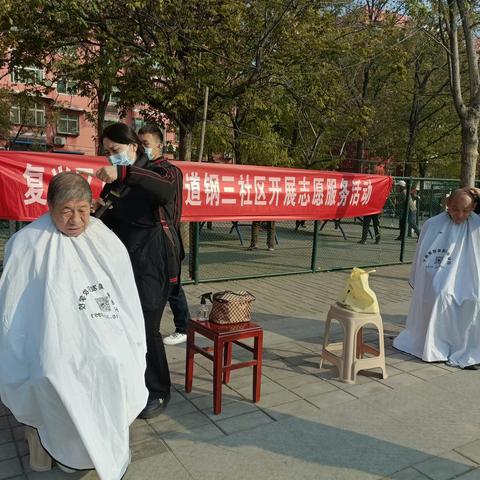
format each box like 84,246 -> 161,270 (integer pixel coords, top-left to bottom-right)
463,364 -> 480,370
138,393 -> 171,419
357,239 -> 366,244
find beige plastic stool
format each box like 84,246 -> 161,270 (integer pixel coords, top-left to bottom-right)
25,426 -> 52,472
319,302 -> 388,384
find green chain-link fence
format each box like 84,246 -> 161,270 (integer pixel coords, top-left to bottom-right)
0,177 -> 469,282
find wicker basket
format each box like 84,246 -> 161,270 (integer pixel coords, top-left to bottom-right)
208,290 -> 256,324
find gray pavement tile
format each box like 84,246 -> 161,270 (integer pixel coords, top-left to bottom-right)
289,379 -> 338,398
147,399 -> 197,424
167,391 -> 188,406
327,372 -> 378,389
0,442 -> 17,462
274,373 -> 321,389
234,380 -> 285,398
12,427 -> 24,442
188,390 -> 240,410
7,417 -> 20,429
256,389 -> 302,408
0,418 -> 9,431
162,423 -> 225,450
384,365 -> 405,376
125,450 -> 194,480
15,440 -> 28,457
436,363 -> 463,373
215,410 -> 274,435
395,360 -> 431,372
0,458 -> 22,480
149,411 -> 211,436
385,353 -> 416,365
455,469 -> 480,479
410,365 -> 451,381
455,440 -> 480,464
130,422 -> 158,446
265,399 -> 320,421
379,373 -> 424,389
20,455 -> 32,474
27,469 -> 85,480
341,381 -> 393,399
413,450 -> 477,480
204,399 -> 259,421
261,364 -> 301,380
222,373 -> 257,389
385,467 -> 431,479
307,389 -> 357,409
0,430 -> 13,446
131,437 -> 169,462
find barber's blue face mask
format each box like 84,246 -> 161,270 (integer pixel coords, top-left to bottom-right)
144,147 -> 153,161
109,149 -> 134,166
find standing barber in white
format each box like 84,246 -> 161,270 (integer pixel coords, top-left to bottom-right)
394,189 -> 480,369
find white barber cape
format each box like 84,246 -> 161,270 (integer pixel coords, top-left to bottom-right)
393,211 -> 480,368
0,214 -> 148,480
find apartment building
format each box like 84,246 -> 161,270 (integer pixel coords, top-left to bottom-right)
0,66 -> 177,156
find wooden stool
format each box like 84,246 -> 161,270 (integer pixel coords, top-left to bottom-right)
185,319 -> 263,414
319,302 -> 387,384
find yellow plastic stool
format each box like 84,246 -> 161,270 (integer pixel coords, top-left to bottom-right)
319,302 -> 388,384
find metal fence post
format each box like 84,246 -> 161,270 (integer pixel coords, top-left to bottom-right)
193,222 -> 200,284
399,178 -> 412,262
310,220 -> 319,272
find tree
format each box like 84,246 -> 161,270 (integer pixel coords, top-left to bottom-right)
1,0 -> 127,154
435,0 -> 480,186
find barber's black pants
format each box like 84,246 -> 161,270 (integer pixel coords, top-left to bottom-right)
143,305 -> 171,399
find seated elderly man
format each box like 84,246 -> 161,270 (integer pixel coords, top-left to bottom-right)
393,188 -> 480,369
0,172 -> 148,479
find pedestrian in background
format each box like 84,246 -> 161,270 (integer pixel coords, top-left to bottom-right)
358,214 -> 381,244
248,221 -> 276,251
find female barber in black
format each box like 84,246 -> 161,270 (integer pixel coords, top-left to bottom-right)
94,123 -> 183,419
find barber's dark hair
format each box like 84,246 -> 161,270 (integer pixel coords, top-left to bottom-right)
138,124 -> 164,143
47,172 -> 92,207
101,122 -> 145,155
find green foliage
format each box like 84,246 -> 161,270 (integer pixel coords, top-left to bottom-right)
0,0 -> 465,176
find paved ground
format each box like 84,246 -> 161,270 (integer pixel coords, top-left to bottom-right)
2,264 -> 480,480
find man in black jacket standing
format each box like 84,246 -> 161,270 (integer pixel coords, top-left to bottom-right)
138,125 -> 191,346
95,123 -> 183,419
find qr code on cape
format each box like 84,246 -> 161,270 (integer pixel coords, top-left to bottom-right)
95,296 -> 112,312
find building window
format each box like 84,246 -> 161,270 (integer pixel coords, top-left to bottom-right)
10,103 -> 46,127
10,105 -> 21,124
109,87 -> 120,105
11,66 -> 44,84
57,113 -> 79,135
57,80 -> 78,95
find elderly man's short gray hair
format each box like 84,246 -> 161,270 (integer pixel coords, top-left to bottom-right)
47,172 -> 92,207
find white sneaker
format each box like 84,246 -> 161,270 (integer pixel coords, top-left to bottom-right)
163,332 -> 187,345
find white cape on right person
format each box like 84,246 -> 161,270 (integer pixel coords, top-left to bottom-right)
0,214 -> 148,480
393,211 -> 480,367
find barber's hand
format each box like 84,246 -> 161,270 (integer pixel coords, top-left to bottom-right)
469,187 -> 480,199
91,198 -> 106,213
95,166 -> 118,183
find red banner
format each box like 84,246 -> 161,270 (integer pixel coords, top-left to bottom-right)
0,152 -> 392,221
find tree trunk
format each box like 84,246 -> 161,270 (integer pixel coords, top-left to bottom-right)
178,123 -> 193,161
355,138 -> 365,173
459,115 -> 479,187
96,91 -> 110,155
